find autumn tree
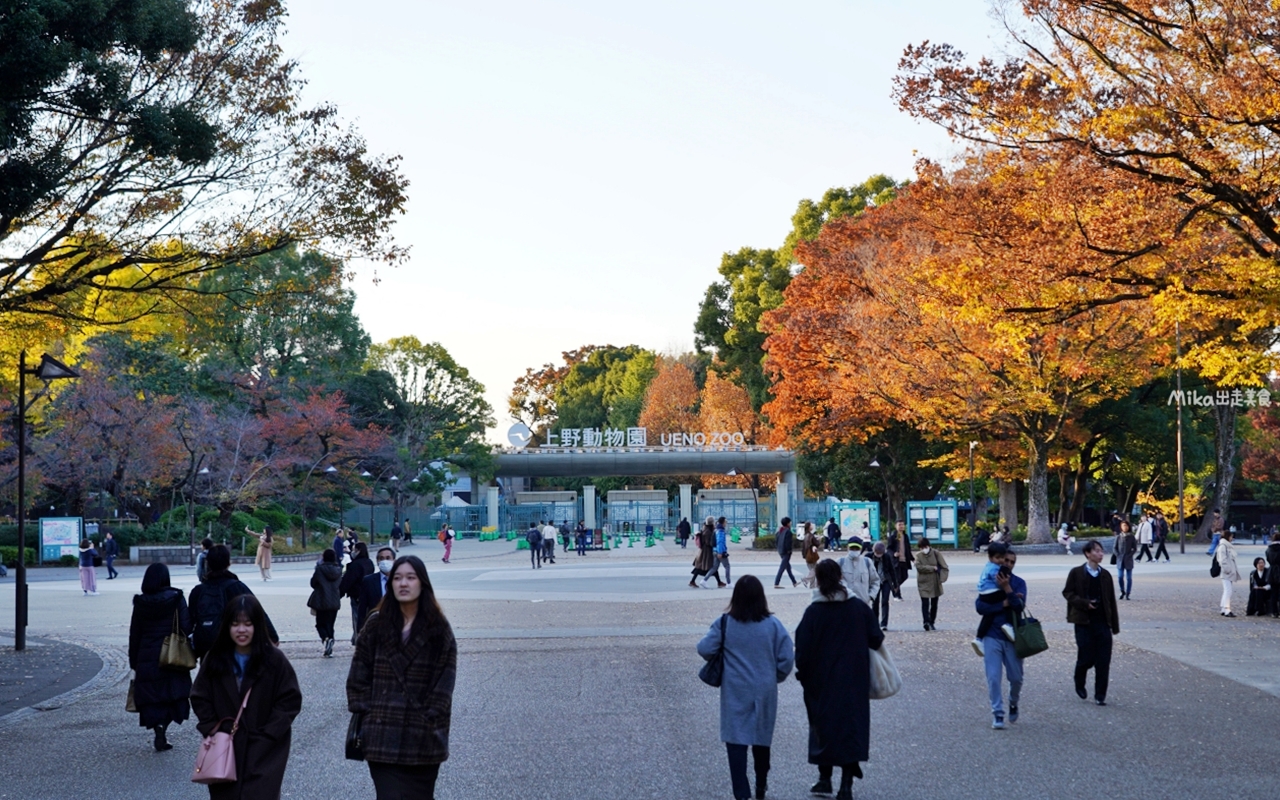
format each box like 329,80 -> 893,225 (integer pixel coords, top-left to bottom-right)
638,357 -> 698,436
0,0 -> 407,329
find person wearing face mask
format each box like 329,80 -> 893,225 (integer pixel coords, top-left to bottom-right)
914,537 -> 948,631
348,555 -> 457,799
357,547 -> 397,637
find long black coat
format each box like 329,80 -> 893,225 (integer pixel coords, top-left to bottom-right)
191,647 -> 302,800
307,562 -> 342,611
128,588 -> 193,729
340,555 -> 374,599
795,593 -> 884,765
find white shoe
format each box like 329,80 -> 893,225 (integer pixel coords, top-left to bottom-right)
1001,623 -> 1017,642
971,638 -> 985,657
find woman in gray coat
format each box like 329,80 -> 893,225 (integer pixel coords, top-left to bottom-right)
697,574 -> 795,800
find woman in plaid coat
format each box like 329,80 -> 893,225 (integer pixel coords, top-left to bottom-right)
347,555 -> 457,799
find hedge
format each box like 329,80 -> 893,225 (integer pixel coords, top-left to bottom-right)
1,547 -> 36,567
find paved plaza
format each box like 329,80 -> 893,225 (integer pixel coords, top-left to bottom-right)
2,538 -> 1278,798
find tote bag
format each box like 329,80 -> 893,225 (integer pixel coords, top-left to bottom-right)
868,642 -> 901,700
191,689 -> 251,785
159,610 -> 197,670
1013,609 -> 1049,659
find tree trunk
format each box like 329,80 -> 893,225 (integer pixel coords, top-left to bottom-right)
997,479 -> 1018,531
1196,402 -> 1239,542
1066,436 -> 1099,524
1027,442 -> 1053,543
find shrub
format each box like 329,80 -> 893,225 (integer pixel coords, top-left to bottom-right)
0,546 -> 36,567
59,554 -> 78,566
754,534 -> 777,550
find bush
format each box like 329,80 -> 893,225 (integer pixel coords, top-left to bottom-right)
754,534 -> 777,550
254,506 -> 291,532
59,554 -> 78,566
0,546 -> 36,567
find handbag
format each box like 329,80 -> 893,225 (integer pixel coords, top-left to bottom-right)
868,642 -> 901,699
1013,608 -> 1049,659
345,712 -> 366,761
191,688 -> 251,785
126,679 -> 137,713
1210,552 -> 1222,578
698,614 -> 727,687
159,610 -> 197,670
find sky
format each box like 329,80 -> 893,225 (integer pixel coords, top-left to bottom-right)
281,0 -> 1005,441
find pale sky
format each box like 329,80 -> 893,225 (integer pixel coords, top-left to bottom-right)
282,0 -> 1003,440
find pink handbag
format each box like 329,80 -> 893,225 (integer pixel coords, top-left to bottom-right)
191,688 -> 252,785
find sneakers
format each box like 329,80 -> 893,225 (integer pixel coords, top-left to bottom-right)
992,713 -> 1005,730
774,584 -> 783,589
809,778 -> 833,795
324,638 -> 334,658
1000,623 -> 1016,642
971,638 -> 986,657
1009,703 -> 1019,723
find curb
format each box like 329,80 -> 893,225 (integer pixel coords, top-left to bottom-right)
0,636 -> 131,731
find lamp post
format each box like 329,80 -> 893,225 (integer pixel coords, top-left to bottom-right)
14,352 -> 80,651
1176,320 -> 1186,554
324,465 -> 341,529
725,469 -> 758,537
187,461 -> 208,566
968,441 -> 978,536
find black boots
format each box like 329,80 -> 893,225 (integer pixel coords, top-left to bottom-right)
755,775 -> 767,799
153,724 -> 172,752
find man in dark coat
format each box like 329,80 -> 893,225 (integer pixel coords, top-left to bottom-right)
356,546 -> 395,634
188,545 -> 278,660
885,521 -> 913,599
1063,540 -> 1121,705
103,531 -> 120,579
332,529 -> 346,564
795,565 -> 885,800
676,517 -> 691,548
774,517 -> 797,588
340,542 -> 375,643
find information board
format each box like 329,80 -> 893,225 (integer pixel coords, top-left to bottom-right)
40,517 -> 83,563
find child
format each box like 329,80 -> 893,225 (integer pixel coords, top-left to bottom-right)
972,542 -> 1017,656
1247,557 -> 1271,617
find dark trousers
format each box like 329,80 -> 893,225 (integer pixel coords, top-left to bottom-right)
531,543 -> 542,567
817,762 -> 862,791
774,554 -> 796,586
1137,544 -> 1154,561
725,743 -> 769,800
872,582 -> 892,627
543,539 -> 556,563
1247,588 -> 1271,616
368,761 -> 440,800
1153,541 -> 1170,560
105,556 -> 118,579
577,536 -> 586,556
920,596 -> 938,626
314,609 -> 338,642
1073,621 -> 1113,701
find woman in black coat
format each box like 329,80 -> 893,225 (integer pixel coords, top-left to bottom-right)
308,548 -> 344,657
191,594 -> 302,800
795,559 -> 884,800
128,563 -> 193,751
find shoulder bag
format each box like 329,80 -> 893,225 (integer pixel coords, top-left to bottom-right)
160,609 -> 197,670
191,688 -> 251,785
868,641 -> 901,700
1210,549 -> 1222,578
698,614 -> 727,687
346,712 -> 366,761
1013,607 -> 1049,659
935,552 -> 949,584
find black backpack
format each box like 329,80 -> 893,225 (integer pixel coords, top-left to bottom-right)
192,581 -> 228,657
526,528 -> 543,545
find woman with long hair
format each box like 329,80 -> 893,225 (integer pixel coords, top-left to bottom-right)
795,559 -> 884,800
801,522 -> 822,588
128,563 -> 192,751
697,574 -> 794,800
191,595 -> 302,800
691,516 -> 724,588
246,525 -> 274,581
347,555 -> 457,799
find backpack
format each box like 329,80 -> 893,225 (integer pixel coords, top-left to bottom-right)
526,528 -> 543,545
438,529 -> 447,542
192,581 -> 228,657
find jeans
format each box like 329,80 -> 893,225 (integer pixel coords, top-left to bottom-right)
984,632 -> 1023,716
105,556 -> 118,579
577,536 -> 586,556
774,553 -> 796,586
716,553 -> 731,583
531,542 -> 542,568
1073,621 -> 1113,701
1117,566 -> 1133,596
872,582 -> 892,627
920,596 -> 938,626
725,743 -> 770,800
1207,533 -> 1222,555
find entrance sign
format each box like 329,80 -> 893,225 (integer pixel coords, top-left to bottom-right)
40,517 -> 82,563
659,432 -> 747,446
546,427 -> 647,448
507,423 -> 533,448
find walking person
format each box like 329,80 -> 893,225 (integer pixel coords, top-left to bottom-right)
1063,540 -> 1120,705
78,539 -> 99,595
356,547 -> 396,635
795,560 -> 885,800
189,545 -> 280,661
824,517 -> 842,551
196,537 -> 214,583
402,518 -> 413,545
886,521 -> 913,599
1153,512 -> 1172,562
333,528 -> 347,565
1267,532 -> 1280,618
1136,512 -> 1155,562
800,522 -> 822,588
341,542 -> 375,644
677,516 -> 691,549
390,521 -> 403,553
542,519 -> 558,564
697,575 -> 794,800
128,563 -> 193,751
870,541 -> 897,630
308,549 -> 343,658
245,525 -> 274,581
440,524 -> 455,564
772,517 -> 798,589
103,531 -> 120,579
576,520 -> 588,556
914,537 -> 948,631
1215,528 -> 1242,617
691,517 -> 725,588
526,523 -> 543,569
1114,521 -> 1137,599
977,549 -> 1026,729
837,541 -> 879,606
715,516 -> 732,586
191,594 -> 302,800
347,555 -> 457,800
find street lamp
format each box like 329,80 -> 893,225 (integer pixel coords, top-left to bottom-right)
726,469 -> 758,537
14,352 -> 79,651
324,465 -> 341,529
186,461 -> 208,566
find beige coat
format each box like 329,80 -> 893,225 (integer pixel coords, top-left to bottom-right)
254,536 -> 273,569
914,547 -> 948,599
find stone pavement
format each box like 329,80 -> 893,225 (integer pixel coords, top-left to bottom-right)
1,539 -> 1277,798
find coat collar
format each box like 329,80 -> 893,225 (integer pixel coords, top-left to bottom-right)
810,588 -> 849,604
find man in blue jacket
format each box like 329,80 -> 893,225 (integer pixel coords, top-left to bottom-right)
715,517 -> 731,586
976,549 -> 1026,730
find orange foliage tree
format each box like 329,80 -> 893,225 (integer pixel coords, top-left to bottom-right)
638,357 -> 699,436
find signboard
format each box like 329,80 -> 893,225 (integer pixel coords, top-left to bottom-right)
541,426 -> 752,449
906,501 -> 958,546
833,501 -> 880,541
40,517 -> 83,563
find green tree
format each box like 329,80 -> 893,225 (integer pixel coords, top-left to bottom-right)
554,345 -> 656,431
